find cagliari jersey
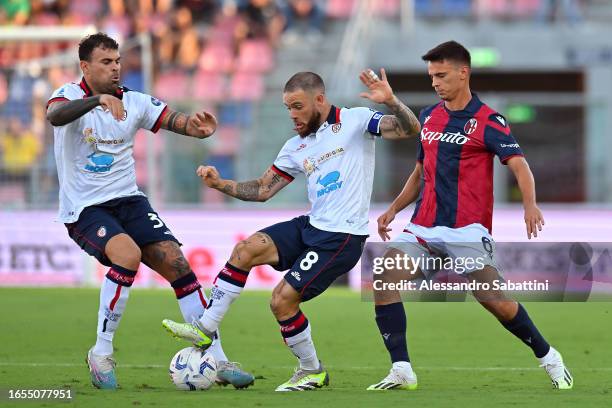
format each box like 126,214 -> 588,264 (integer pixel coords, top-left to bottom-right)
48,78 -> 168,223
271,105 -> 384,236
411,94 -> 524,233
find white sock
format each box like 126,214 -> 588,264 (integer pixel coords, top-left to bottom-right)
198,263 -> 249,334
538,346 -> 558,365
171,272 -> 228,362
280,311 -> 319,371
392,361 -> 414,374
93,265 -> 136,356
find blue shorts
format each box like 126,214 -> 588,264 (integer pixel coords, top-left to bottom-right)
260,215 -> 367,301
65,196 -> 180,266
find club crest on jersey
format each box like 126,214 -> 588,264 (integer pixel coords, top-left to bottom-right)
97,226 -> 107,237
464,118 -> 478,135
331,123 -> 342,133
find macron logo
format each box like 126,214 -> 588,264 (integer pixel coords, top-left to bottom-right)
291,271 -> 301,281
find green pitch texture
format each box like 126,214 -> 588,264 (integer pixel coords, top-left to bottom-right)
0,288 -> 610,407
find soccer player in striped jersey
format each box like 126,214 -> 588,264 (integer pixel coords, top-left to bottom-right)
367,41 -> 572,391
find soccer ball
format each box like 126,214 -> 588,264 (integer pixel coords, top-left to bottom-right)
168,347 -> 217,391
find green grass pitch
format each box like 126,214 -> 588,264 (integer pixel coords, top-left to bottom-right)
0,288 -> 610,407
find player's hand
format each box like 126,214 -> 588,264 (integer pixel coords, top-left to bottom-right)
186,111 -> 218,139
196,165 -> 221,188
377,208 -> 396,241
98,94 -> 125,121
524,204 -> 545,239
359,68 -> 394,105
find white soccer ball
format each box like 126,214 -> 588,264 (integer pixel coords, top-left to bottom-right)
168,347 -> 217,391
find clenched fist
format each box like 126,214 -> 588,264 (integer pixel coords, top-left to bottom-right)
196,165 -> 221,188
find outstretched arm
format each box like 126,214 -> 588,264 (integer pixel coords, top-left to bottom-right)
507,156 -> 545,239
359,68 -> 421,139
160,108 -> 218,139
196,165 -> 291,202
46,94 -> 124,126
377,162 -> 422,240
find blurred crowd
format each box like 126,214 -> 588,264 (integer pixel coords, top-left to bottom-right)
0,0 -> 603,207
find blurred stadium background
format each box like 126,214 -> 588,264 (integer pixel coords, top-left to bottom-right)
0,0 -> 611,289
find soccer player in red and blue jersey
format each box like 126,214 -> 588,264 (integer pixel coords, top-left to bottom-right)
368,41 -> 573,391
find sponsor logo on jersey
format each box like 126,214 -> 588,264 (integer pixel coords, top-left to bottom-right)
316,170 -> 343,197
331,123 -> 342,133
420,127 -> 470,145
85,152 -> 114,173
151,96 -> 162,106
464,118 -> 478,135
500,143 -> 519,148
97,226 -> 107,237
303,147 -> 345,177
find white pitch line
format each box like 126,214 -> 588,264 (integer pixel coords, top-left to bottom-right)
0,362 -> 611,371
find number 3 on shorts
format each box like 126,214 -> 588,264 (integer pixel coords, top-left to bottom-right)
148,212 -> 165,228
300,251 -> 319,271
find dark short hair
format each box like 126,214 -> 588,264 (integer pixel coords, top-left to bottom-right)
284,72 -> 325,93
422,41 -> 471,67
79,32 -> 119,61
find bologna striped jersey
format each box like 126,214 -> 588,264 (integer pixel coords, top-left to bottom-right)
411,94 -> 524,233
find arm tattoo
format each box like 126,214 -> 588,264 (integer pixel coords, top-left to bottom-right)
162,110 -> 189,135
46,96 -> 100,126
384,95 -> 421,138
235,180 -> 261,201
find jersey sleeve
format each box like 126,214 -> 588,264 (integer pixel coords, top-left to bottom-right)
271,141 -> 300,182
46,83 -> 82,108
415,109 -> 429,163
351,107 -> 384,138
138,93 -> 169,133
484,113 -> 524,164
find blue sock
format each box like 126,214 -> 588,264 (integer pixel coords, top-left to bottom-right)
501,303 -> 551,358
375,303 -> 410,363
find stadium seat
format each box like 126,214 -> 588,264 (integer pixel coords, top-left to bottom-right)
370,0 -> 400,17
198,43 -> 235,73
154,70 -> 189,102
0,183 -> 26,206
442,0 -> 472,18
192,70 -> 226,102
327,0 -> 357,18
229,72 -> 264,101
235,40 -> 274,73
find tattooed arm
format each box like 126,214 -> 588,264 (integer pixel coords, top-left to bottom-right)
160,108 -> 218,139
359,68 -> 421,139
46,94 -> 125,126
196,165 -> 291,202
379,95 -> 421,140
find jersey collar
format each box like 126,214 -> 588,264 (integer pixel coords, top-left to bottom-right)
443,93 -> 482,116
324,105 -> 341,125
79,77 -> 124,100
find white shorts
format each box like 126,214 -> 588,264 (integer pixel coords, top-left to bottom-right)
387,222 -> 499,276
